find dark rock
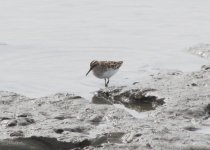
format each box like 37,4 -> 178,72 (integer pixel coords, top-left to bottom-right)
205,104 -> 210,115
91,135 -> 107,147
191,83 -> 197,86
10,130 -> 24,137
146,143 -> 152,148
201,65 -> 210,71
17,113 -> 32,118
184,126 -> 200,131
37,103 -> 42,106
0,136 -> 91,150
54,129 -> 64,134
134,133 -> 142,137
78,139 -> 91,148
7,120 -> 17,127
92,95 -> 112,105
54,114 -> 73,120
70,96 -> 82,99
54,116 -> 65,120
0,117 -> 12,121
203,116 -> 209,120
93,88 -> 164,112
133,82 -> 139,85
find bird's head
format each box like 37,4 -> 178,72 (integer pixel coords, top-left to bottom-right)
86,60 -> 99,76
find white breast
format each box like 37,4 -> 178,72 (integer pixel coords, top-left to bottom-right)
93,68 -> 119,79
102,68 -> 118,78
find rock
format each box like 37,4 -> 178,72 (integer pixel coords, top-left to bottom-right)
90,135 -> 107,147
7,120 -> 17,127
0,117 -> 12,121
201,65 -> 210,71
146,143 -> 152,148
17,118 -> 35,126
133,82 -> 139,85
0,136 -> 91,150
54,129 -> 64,134
134,133 -> 142,137
10,130 -> 24,137
54,114 -> 73,120
184,126 -> 200,131
92,95 -> 112,105
93,88 -> 164,112
17,113 -> 32,118
70,96 -> 82,99
87,115 -> 103,125
205,104 -> 210,115
191,83 -> 197,86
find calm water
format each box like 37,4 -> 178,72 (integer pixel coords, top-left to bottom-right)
0,0 -> 209,98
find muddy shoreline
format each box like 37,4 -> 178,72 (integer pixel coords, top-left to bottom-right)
0,46 -> 210,150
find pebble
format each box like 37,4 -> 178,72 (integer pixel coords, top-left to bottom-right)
7,120 -> 17,127
10,130 -> 24,137
17,118 -> 35,126
54,129 -> 64,134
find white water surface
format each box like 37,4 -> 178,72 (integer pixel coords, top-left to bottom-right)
0,0 -> 209,98
196,118 -> 210,135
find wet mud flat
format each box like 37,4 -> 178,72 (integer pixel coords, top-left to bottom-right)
0,66 -> 210,150
0,46 -> 210,149
92,88 -> 165,112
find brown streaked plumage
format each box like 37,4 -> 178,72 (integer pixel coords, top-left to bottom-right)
86,60 -> 123,87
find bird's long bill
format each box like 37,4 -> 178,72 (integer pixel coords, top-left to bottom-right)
86,67 -> 93,76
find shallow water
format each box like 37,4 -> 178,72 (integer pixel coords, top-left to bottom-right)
0,0 -> 209,98
114,104 -> 149,119
196,118 -> 210,135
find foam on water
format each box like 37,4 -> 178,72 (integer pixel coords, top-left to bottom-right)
0,0 -> 209,99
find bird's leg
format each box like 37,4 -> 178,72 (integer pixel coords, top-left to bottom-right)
106,78 -> 110,87
105,78 -> 107,87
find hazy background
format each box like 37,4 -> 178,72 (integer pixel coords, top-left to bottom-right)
0,0 -> 209,98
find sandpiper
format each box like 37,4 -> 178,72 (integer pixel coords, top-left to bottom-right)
86,60 -> 123,87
